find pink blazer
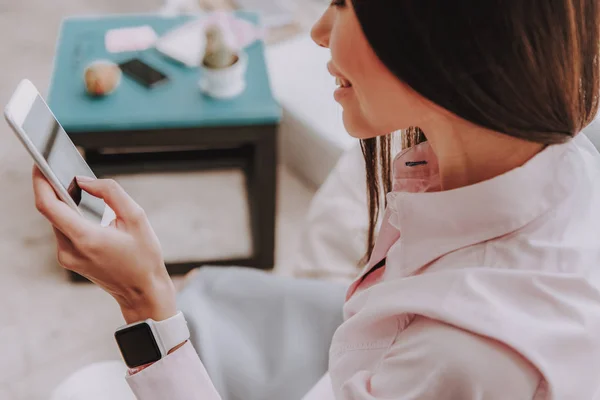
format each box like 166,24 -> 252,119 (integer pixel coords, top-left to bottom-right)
126,134 -> 600,400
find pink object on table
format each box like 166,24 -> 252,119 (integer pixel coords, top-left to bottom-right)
105,25 -> 158,53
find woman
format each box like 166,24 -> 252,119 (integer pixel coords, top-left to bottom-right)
35,0 -> 600,399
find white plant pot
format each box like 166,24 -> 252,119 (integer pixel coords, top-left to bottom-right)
199,52 -> 248,99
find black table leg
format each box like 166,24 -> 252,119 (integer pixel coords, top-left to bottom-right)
247,126 -> 278,270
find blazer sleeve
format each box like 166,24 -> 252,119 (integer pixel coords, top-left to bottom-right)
125,341 -> 221,400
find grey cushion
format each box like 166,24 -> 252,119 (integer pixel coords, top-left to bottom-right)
177,267 -> 346,400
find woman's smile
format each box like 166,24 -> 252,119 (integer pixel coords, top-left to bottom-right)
327,61 -> 354,102
333,81 -> 353,102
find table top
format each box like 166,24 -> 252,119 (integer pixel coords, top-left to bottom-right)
48,13 -> 281,133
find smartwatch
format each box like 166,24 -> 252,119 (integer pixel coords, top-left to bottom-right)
114,311 -> 190,368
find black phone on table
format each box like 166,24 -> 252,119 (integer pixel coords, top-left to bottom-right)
118,58 -> 169,88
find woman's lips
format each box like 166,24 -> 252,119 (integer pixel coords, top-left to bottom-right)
334,85 -> 353,102
328,62 -> 353,102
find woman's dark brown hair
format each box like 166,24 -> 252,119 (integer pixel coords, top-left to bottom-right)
353,0 -> 600,264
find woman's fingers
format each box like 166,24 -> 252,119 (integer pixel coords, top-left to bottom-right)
75,177 -> 146,225
32,167 -> 94,240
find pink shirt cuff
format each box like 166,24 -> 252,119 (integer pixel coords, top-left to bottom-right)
125,341 -> 221,400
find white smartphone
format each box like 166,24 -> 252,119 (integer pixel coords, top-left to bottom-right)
4,79 -> 116,227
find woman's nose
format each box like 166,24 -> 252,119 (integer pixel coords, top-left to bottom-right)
311,10 -> 332,48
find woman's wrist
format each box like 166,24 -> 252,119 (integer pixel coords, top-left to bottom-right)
117,271 -> 177,324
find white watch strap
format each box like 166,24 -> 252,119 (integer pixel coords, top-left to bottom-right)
153,311 -> 190,353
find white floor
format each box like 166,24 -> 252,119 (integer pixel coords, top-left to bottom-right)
0,0 -> 315,398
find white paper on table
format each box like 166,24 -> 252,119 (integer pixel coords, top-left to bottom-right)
154,12 -> 266,68
105,25 -> 158,53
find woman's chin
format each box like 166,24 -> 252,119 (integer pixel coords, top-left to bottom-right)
344,126 -> 368,139
341,110 -> 380,139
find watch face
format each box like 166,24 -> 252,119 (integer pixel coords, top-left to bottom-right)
115,322 -> 162,368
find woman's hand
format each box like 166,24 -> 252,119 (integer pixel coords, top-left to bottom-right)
32,167 -> 176,324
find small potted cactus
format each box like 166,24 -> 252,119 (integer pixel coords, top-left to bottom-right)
199,25 -> 248,99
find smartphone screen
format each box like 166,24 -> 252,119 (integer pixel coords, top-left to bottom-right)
119,59 -> 168,88
21,95 -> 107,222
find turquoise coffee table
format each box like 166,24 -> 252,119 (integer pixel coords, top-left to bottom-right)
48,14 -> 281,281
